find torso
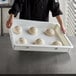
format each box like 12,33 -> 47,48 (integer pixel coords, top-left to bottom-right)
20,0 -> 49,21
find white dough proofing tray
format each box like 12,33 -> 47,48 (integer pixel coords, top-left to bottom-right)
9,19 -> 73,52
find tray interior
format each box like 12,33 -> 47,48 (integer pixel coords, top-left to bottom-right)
9,19 -> 73,49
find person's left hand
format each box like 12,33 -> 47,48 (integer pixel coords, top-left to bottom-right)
60,25 -> 66,34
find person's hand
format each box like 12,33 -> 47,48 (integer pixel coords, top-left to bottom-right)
60,25 -> 66,34
6,14 -> 14,28
56,15 -> 66,34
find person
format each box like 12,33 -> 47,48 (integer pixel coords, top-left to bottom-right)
6,0 -> 66,33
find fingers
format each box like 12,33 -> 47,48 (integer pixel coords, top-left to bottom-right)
6,15 -> 14,29
61,27 -> 66,34
6,20 -> 12,28
61,28 -> 65,34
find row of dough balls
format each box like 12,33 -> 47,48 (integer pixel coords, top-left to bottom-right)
16,37 -> 63,46
28,27 -> 56,36
13,26 -> 55,37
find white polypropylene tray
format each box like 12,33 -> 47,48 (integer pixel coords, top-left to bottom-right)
9,19 -> 73,52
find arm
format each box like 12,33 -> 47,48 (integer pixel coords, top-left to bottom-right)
6,14 -> 14,28
49,0 -> 66,33
9,0 -> 23,17
49,0 -> 62,17
6,0 -> 23,28
56,15 -> 66,34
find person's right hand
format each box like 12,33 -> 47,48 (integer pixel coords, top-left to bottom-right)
6,14 -> 14,28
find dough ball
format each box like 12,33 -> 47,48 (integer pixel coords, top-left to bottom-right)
17,37 -> 27,44
44,28 -> 55,36
13,26 -> 22,34
52,40 -> 62,46
28,27 -> 38,35
33,38 -> 45,45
